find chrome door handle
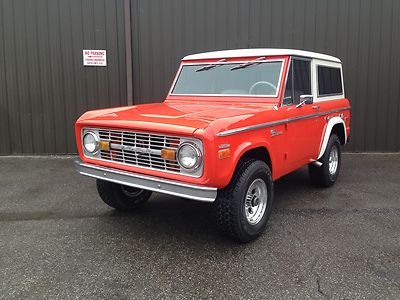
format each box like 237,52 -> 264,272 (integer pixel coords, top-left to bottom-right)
312,105 -> 320,110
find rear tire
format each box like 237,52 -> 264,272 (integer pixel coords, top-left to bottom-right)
96,179 -> 152,210
309,134 -> 342,187
214,159 -> 274,243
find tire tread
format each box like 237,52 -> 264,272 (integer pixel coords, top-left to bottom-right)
96,179 -> 151,210
215,159 -> 273,242
309,134 -> 341,187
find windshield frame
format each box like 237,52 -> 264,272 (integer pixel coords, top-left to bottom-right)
168,58 -> 285,98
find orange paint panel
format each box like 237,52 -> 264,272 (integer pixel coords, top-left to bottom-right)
75,54 -> 351,189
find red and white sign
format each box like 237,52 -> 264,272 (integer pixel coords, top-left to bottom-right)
83,50 -> 107,66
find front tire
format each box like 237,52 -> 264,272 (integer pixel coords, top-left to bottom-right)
309,134 -> 342,187
215,159 -> 274,243
96,179 -> 152,211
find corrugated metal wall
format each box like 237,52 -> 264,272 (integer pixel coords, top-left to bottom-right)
131,0 -> 253,104
131,0 -> 400,152
0,0 -> 127,154
1,0 -> 399,153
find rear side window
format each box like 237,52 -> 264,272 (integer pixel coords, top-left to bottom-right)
317,66 -> 343,96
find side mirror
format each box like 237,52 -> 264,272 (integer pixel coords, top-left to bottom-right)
296,94 -> 313,107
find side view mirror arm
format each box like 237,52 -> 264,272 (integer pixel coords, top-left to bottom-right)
296,94 -> 313,108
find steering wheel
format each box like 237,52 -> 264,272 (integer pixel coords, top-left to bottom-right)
249,81 -> 277,95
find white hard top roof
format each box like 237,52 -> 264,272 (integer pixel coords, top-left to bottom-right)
183,48 -> 341,63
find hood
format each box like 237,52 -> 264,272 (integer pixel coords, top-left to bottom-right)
77,101 -> 278,136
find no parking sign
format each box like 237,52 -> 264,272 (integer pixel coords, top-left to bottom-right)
83,50 -> 107,66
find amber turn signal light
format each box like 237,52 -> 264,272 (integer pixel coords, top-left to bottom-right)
218,148 -> 230,159
99,141 -> 110,151
161,149 -> 176,160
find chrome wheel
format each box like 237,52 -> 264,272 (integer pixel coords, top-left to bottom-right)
244,178 -> 268,225
121,185 -> 144,198
328,145 -> 339,175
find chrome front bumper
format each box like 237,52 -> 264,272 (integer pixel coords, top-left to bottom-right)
75,160 -> 217,202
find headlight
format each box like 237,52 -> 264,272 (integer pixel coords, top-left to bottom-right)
83,131 -> 99,154
177,142 -> 202,169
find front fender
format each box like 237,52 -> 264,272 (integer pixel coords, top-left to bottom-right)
212,130 -> 277,188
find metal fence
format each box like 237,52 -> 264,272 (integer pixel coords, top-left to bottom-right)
1,0 -> 399,154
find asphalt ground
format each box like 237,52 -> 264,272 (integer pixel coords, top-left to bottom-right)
0,154 -> 399,299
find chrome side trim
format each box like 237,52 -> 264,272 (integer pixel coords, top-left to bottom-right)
217,106 -> 350,137
75,160 -> 217,202
218,120 -> 287,137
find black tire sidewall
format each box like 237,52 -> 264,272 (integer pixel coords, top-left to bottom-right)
96,179 -> 152,210
114,184 -> 151,206
322,134 -> 341,184
234,161 -> 273,241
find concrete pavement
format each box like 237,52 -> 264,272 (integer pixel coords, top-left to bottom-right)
0,154 -> 399,299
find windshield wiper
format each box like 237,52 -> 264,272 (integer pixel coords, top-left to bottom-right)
196,64 -> 220,72
230,56 -> 266,71
195,59 -> 226,72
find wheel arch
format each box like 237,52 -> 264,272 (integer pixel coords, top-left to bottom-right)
318,116 -> 346,159
232,144 -> 274,181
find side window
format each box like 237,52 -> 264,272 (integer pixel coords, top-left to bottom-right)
293,59 -> 311,104
283,59 -> 311,105
317,66 -> 342,96
283,62 -> 293,105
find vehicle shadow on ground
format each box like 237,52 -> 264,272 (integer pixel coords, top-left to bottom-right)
273,167 -> 318,200
94,167 -> 316,246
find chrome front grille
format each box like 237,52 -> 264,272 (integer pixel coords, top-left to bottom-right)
98,129 -> 181,173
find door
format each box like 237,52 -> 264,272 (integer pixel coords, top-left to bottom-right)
282,58 -> 322,171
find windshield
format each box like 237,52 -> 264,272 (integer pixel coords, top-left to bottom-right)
171,61 -> 283,97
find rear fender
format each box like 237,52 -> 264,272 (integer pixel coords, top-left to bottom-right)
318,116 -> 346,159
